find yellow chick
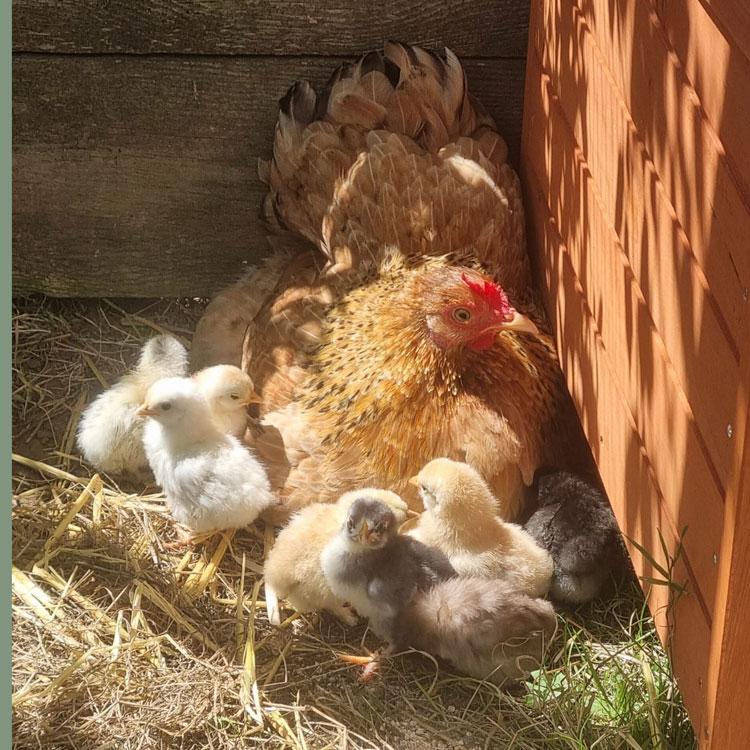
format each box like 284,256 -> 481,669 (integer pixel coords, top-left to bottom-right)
408,458 -> 553,598
263,488 -> 410,626
192,364 -> 262,437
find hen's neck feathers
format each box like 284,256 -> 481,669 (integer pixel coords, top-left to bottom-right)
303,269 -> 465,476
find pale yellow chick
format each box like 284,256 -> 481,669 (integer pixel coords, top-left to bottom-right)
192,364 -> 262,437
263,488 -> 409,626
408,458 -> 553,598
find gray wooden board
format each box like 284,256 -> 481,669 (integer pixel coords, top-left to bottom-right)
12,0 -> 529,57
13,54 -> 525,297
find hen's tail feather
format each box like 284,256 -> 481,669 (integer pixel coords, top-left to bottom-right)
262,42 -> 507,242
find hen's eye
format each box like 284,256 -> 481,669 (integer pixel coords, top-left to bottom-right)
230,394 -> 240,401
452,307 -> 472,323
159,402 -> 172,411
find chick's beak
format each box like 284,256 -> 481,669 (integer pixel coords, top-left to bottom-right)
242,390 -> 263,406
407,475 -> 419,488
358,520 -> 370,545
136,405 -> 156,418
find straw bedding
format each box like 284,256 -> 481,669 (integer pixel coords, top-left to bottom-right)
11,295 -> 694,750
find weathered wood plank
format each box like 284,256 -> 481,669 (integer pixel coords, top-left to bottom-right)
12,0 -> 530,57
12,54 -> 525,297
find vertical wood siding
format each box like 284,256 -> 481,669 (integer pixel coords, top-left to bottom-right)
521,1 -> 750,745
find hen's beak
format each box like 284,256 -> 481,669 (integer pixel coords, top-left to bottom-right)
136,405 -> 156,418
242,390 -> 263,406
500,310 -> 539,336
358,520 -> 370,545
407,475 -> 419,488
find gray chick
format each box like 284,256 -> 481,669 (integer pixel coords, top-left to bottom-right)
322,496 -> 556,685
320,495 -> 456,648
523,470 -> 624,604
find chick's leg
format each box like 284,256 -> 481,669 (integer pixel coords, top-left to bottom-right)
163,525 -> 220,550
331,603 -> 359,627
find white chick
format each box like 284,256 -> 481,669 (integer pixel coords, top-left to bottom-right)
192,364 -> 262,437
263,488 -> 410,626
139,377 -> 275,533
77,334 -> 188,479
409,458 -> 554,598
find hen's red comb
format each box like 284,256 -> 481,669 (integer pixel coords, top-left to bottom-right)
461,272 -> 512,314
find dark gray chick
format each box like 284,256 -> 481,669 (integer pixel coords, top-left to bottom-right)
523,470 -> 624,604
321,495 -> 557,685
320,494 -> 456,648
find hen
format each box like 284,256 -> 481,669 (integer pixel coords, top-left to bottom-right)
192,43 -> 590,517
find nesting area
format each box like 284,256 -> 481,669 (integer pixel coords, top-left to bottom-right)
12,295 -> 695,749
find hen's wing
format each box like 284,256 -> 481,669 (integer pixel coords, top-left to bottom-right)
264,43 -> 528,291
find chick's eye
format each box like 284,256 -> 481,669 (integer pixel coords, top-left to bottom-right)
229,394 -> 240,401
452,307 -> 472,323
159,402 -> 172,412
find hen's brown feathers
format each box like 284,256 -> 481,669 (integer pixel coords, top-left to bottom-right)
193,44 -> 592,519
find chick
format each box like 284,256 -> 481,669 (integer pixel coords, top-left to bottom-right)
77,334 -> 188,479
408,458 -> 553,597
192,364 -> 262,437
320,497 -> 457,648
139,377 -> 275,534
323,497 -> 555,685
523,470 -> 623,604
401,576 -> 557,685
263,489 -> 410,626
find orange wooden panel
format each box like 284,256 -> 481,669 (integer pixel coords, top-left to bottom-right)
560,0 -> 749,352
655,0 -> 750,201
522,160 -> 713,732
707,376 -> 750,748
523,54 -> 726,616
703,0 -> 750,59
534,0 -> 742,488
522,0 -> 750,743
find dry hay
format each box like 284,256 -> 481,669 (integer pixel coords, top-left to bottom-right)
12,296 -> 695,750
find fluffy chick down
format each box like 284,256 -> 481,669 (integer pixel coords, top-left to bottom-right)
400,576 -> 557,685
140,377 -> 275,533
192,364 -> 262,437
523,470 -> 624,604
323,496 -> 555,686
263,488 -> 410,626
408,458 -> 553,597
77,334 -> 188,480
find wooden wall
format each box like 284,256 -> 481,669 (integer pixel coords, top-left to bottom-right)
520,1 -> 750,746
12,0 -> 529,298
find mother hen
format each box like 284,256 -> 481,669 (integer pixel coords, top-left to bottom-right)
192,43 -> 591,519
